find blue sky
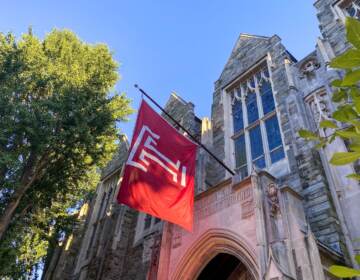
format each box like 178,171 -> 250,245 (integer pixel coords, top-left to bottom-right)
1,1 -> 319,137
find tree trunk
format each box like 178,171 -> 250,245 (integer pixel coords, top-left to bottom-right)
0,152 -> 42,241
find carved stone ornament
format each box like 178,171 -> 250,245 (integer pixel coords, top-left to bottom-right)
300,58 -> 320,75
267,183 -> 280,215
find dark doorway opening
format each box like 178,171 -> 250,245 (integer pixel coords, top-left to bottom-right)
197,253 -> 250,280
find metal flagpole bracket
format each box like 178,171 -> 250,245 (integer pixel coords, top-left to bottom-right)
134,84 -> 235,176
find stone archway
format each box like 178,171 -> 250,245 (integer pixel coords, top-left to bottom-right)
171,229 -> 259,280
197,253 -> 253,280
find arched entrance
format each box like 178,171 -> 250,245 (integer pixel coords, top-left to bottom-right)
197,253 -> 253,280
155,177 -> 260,280
170,229 -> 259,280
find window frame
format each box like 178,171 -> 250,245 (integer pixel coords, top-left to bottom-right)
133,212 -> 163,245
332,0 -> 360,21
224,60 -> 287,178
304,87 -> 333,132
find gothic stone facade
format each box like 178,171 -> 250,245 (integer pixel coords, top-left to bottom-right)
44,0 -> 360,279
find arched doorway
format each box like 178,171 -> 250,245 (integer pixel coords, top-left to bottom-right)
169,229 -> 259,280
197,253 -> 253,280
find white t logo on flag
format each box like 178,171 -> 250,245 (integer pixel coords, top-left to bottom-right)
126,125 -> 187,187
118,100 -> 197,231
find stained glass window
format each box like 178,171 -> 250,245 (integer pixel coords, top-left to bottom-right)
232,97 -> 243,133
234,135 -> 248,178
260,81 -> 275,115
249,126 -> 265,168
234,135 -> 246,167
341,0 -> 360,20
231,66 -> 284,175
248,77 -> 255,89
246,92 -> 259,124
270,148 -> 285,163
265,115 -> 285,163
263,68 -> 270,79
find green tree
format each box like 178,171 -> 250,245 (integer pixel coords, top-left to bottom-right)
0,28 -> 132,277
299,17 -> 360,278
0,165 -> 100,279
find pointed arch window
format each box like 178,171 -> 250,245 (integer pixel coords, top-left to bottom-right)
230,65 -> 285,177
260,81 -> 275,115
249,125 -> 266,169
333,0 -> 360,21
265,115 -> 285,163
246,92 -> 259,124
234,134 -> 247,177
232,93 -> 244,133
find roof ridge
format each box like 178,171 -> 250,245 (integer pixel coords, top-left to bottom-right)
239,33 -> 270,39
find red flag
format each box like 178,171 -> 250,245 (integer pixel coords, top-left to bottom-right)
117,100 -> 197,231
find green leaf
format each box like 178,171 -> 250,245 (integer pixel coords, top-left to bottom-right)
329,265 -> 360,277
319,120 -> 337,129
330,152 -> 360,165
330,49 -> 360,69
350,88 -> 360,113
298,129 -> 319,140
346,17 -> 360,49
331,79 -> 343,87
342,69 -> 360,86
333,105 -> 358,122
350,119 -> 360,127
347,173 -> 360,180
356,255 -> 360,265
332,89 -> 347,102
349,143 -> 360,152
336,128 -> 359,139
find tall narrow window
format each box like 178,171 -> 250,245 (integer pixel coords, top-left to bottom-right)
232,96 -> 244,133
230,65 -> 285,176
260,81 -> 275,115
246,92 -> 259,125
234,134 -> 247,177
337,0 -> 360,20
249,126 -> 265,168
265,116 -> 285,163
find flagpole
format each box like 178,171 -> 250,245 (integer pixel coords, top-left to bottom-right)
134,84 -> 235,176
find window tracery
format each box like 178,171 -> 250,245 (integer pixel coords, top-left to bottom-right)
341,0 -> 360,19
300,58 -> 320,76
304,89 -> 331,130
229,66 -> 285,178
333,0 -> 360,21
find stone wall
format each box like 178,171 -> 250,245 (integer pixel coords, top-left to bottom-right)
313,0 -> 360,260
314,0 -> 349,56
209,32 -> 345,253
162,93 -> 201,141
289,46 -> 346,254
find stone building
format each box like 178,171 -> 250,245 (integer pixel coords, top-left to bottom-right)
43,1 -> 360,279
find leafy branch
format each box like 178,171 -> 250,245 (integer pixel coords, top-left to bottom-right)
300,17 -> 360,173
300,17 -> 360,278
